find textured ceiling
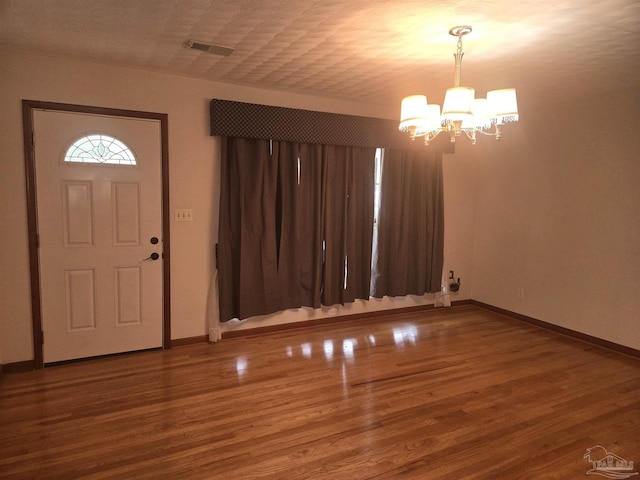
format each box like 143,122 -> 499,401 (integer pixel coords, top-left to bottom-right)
1,0 -> 639,109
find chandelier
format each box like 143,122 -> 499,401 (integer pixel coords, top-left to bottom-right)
399,26 -> 518,145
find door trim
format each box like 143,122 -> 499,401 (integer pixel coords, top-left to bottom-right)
22,100 -> 171,368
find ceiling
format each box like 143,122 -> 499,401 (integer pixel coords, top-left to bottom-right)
2,0 -> 639,110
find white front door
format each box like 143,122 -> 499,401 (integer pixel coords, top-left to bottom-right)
34,110 -> 163,363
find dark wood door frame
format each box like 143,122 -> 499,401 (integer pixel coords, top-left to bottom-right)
22,100 -> 172,368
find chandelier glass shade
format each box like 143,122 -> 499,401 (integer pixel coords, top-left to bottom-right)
399,26 -> 518,145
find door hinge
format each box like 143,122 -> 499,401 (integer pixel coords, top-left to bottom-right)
41,331 -> 44,344
36,233 -> 40,248
32,130 -> 36,147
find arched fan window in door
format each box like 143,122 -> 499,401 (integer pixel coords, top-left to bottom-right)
64,134 -> 136,165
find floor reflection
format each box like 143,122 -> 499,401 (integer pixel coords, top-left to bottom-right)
392,325 -> 418,347
342,338 -> 357,361
246,322 -> 422,383
281,323 -> 420,364
236,356 -> 248,379
324,339 -> 334,361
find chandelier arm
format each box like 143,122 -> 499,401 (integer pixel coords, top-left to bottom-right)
474,129 -> 497,137
462,130 -> 477,145
466,124 -> 503,140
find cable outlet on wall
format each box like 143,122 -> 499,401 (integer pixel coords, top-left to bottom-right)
175,208 -> 193,222
448,270 -> 461,293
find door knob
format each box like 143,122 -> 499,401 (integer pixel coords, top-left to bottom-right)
142,252 -> 160,261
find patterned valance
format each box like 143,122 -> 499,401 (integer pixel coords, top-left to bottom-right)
210,99 -> 453,152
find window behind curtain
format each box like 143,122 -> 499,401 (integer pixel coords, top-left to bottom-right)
212,99 -> 449,323
370,148 -> 444,298
217,137 -> 376,322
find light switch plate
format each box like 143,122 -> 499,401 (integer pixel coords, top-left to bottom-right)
175,208 -> 193,222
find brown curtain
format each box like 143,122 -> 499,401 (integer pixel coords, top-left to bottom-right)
371,148 -> 444,298
218,137 -> 376,322
321,145 -> 376,306
217,137 -> 296,322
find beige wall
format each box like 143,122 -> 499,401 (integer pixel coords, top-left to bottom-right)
0,49 -> 475,363
469,88 -> 640,350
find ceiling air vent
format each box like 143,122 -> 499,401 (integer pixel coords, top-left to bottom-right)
185,40 -> 234,56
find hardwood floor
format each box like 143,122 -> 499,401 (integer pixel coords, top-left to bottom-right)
1,305 -> 639,479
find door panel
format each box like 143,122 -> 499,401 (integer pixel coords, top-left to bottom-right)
65,269 -> 96,330
34,110 -> 163,363
112,182 -> 141,245
62,181 -> 94,246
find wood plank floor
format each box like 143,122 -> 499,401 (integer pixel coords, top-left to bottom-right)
1,305 -> 639,479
